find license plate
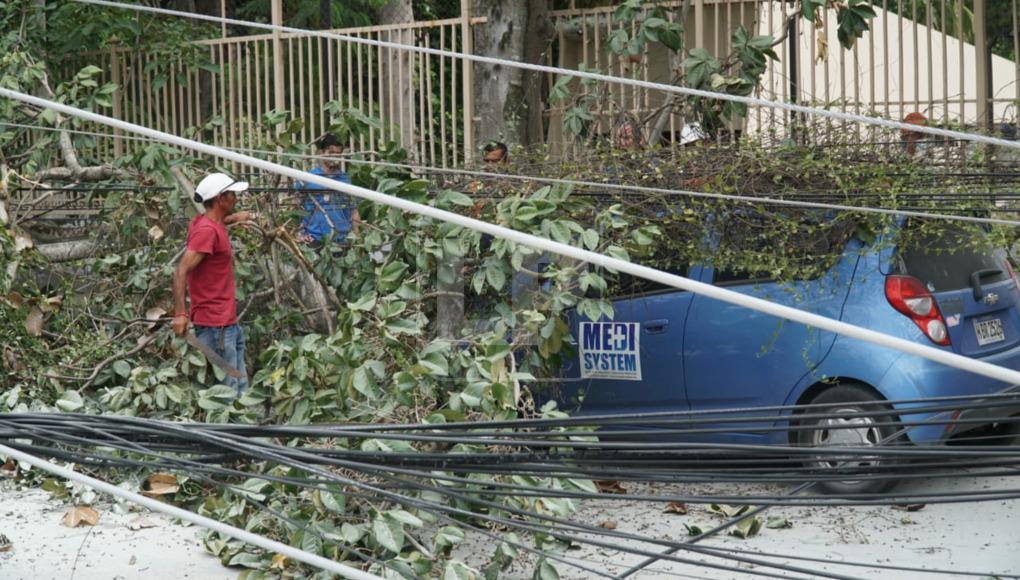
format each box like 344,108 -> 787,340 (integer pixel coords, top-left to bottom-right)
975,318 -> 1005,346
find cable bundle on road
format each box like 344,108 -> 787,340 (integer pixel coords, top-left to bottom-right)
2,399 -> 1019,579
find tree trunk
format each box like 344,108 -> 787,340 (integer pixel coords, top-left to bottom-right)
376,0 -> 417,158
472,0 -> 553,149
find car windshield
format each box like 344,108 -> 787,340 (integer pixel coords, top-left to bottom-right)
892,222 -> 1009,292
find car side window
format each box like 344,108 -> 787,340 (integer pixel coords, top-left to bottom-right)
605,248 -> 690,297
712,267 -> 774,287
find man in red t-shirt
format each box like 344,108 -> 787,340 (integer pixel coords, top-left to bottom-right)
171,172 -> 255,395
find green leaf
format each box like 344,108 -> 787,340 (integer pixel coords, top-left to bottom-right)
438,190 -> 474,207
227,552 -> 263,568
340,522 -> 365,544
485,261 -> 506,291
729,516 -> 762,539
386,510 -> 424,528
434,525 -> 465,551
485,340 -> 511,362
78,65 -> 103,77
378,261 -> 409,290
321,491 -> 346,514
533,559 -> 560,580
348,293 -> 378,311
549,75 -> 573,104
112,360 -> 131,378
683,47 -> 721,89
766,516 -> 792,529
55,391 -> 84,412
419,352 -> 449,377
372,513 -> 404,553
801,0 -> 826,21
608,28 -> 630,54
444,561 -> 478,580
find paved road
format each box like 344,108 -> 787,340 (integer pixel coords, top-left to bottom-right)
4,472 -> 1018,579
454,472 -> 1020,579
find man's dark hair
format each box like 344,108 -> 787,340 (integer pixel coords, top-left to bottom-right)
316,133 -> 342,150
483,141 -> 508,156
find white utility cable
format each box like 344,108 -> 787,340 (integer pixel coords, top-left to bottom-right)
4,86 -> 1020,387
7,120 -> 1020,229
0,443 -> 385,580
74,0 -> 1020,152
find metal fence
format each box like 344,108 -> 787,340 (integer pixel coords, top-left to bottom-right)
67,15 -> 482,171
50,1 -> 1020,167
548,0 -> 1018,149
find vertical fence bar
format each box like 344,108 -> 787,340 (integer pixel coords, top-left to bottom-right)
1014,0 -> 1020,133
399,28 -> 409,155
425,32 -> 436,168
461,0 -> 474,163
170,59 -> 179,141
452,26 -> 460,166
941,0 -> 948,126
853,32 -> 862,142
418,34 -> 427,164
897,5 -> 904,121
371,32 -> 380,154
346,38 -> 355,144
254,40 -> 263,132
912,0 -> 920,114
314,34 -> 322,137
926,0 -> 934,122
228,42 -> 239,171
272,0 -> 285,157
973,0 -> 990,131
356,35 -> 366,153
297,37 -> 307,145
245,42 -> 254,149
111,46 -> 123,158
883,0 -> 890,118
440,25 -> 448,168
867,3 -> 875,120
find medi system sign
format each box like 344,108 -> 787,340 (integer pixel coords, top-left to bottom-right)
579,322 -> 642,381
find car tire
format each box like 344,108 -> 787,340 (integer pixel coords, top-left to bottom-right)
795,383 -> 901,496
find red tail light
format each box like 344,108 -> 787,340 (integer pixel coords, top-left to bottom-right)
885,275 -> 951,346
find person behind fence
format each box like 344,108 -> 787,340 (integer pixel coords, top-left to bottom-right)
296,133 -> 360,247
171,172 -> 255,396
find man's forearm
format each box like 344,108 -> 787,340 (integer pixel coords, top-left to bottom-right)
172,268 -> 188,315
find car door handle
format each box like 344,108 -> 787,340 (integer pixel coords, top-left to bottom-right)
644,319 -> 669,334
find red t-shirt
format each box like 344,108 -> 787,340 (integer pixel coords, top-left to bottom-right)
186,215 -> 237,327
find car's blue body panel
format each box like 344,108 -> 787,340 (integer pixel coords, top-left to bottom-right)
552,230 -> 1020,445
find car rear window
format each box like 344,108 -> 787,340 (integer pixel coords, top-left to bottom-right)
892,223 -> 1009,292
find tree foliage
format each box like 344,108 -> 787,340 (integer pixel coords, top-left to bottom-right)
3,1 -> 1018,578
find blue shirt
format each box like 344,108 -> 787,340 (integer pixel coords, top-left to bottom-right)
296,167 -> 354,243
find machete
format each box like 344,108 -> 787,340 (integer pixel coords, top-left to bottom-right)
184,332 -> 244,378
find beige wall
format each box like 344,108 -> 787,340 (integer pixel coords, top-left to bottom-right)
752,3 -> 1019,133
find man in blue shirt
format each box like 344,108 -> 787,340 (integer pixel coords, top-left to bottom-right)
296,134 -> 359,247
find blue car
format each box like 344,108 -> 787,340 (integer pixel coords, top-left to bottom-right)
555,220 -> 1020,493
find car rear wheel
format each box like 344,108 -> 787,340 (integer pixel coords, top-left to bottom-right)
795,384 -> 901,495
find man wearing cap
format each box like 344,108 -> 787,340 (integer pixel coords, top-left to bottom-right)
171,172 -> 255,395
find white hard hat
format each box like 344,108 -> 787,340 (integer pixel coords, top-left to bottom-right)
194,172 -> 248,203
679,122 -> 706,145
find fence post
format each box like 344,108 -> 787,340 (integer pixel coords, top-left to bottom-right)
974,0 -> 992,131
272,0 -> 286,134
109,39 -> 123,158
220,0 -> 228,38
461,0 -> 474,163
